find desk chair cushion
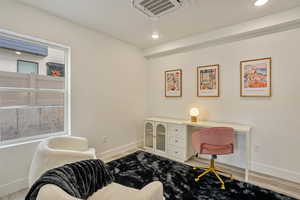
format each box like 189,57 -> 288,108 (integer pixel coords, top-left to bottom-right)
201,143 -> 233,155
192,127 -> 234,155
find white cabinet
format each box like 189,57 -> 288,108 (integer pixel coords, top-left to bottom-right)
167,123 -> 187,160
144,121 -> 168,155
155,122 -> 167,154
144,120 -> 187,161
144,121 -> 154,150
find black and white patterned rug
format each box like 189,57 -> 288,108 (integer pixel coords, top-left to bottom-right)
106,151 -> 296,200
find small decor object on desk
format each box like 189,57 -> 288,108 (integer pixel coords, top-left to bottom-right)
240,57 -> 272,97
197,64 -> 219,97
165,69 -> 182,97
190,107 -> 199,122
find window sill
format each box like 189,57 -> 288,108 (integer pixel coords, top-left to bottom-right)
0,131 -> 70,149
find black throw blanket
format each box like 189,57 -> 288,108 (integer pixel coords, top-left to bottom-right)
25,159 -> 114,200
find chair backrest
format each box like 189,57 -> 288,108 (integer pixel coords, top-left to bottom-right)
192,127 -> 234,153
28,136 -> 95,186
47,136 -> 88,151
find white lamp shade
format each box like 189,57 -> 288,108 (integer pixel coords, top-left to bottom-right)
190,108 -> 199,117
255,0 -> 269,6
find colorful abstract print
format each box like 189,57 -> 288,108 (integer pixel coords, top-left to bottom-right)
243,63 -> 268,88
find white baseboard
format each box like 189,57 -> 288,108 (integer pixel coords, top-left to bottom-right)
0,178 -> 27,197
97,140 -> 143,160
252,162 -> 300,184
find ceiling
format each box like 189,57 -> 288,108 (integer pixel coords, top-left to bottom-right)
16,0 -> 300,49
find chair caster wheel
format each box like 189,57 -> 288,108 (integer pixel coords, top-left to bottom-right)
221,185 -> 225,190
195,178 -> 199,182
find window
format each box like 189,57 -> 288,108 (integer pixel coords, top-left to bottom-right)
47,62 -> 64,77
0,32 -> 70,146
17,60 -> 39,74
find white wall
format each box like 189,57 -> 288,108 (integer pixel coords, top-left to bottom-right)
147,28 -> 300,183
0,0 -> 146,196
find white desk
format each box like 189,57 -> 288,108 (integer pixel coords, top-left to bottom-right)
145,117 -> 252,181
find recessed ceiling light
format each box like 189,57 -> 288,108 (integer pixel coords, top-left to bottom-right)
254,0 -> 269,6
152,32 -> 159,40
15,51 -> 22,55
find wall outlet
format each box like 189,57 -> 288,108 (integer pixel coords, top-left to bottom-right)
254,144 -> 260,153
102,136 -> 108,144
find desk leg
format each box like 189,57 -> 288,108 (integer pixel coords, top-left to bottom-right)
245,131 -> 251,182
245,168 -> 249,182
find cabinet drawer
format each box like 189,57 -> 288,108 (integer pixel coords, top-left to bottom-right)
168,145 -> 185,160
168,124 -> 185,138
168,135 -> 185,147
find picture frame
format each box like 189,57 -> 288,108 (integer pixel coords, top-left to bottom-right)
197,64 -> 219,97
240,57 -> 272,97
165,69 -> 182,97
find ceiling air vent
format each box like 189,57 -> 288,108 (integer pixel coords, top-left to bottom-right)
132,0 -> 183,18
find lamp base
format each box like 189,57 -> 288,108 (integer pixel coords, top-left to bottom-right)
191,116 -> 197,122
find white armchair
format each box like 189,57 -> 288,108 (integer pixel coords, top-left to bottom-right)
29,136 -> 164,200
37,181 -> 164,200
28,136 -> 96,186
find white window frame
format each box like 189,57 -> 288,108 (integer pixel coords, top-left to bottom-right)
0,28 -> 71,147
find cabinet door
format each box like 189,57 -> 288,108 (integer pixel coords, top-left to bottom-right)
144,121 -> 154,150
155,122 -> 167,154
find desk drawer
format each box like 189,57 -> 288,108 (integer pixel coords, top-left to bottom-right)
168,124 -> 185,138
168,135 -> 185,147
168,145 -> 185,160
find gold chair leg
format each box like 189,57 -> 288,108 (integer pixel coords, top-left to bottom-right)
215,169 -> 233,179
212,170 -> 225,190
193,166 -> 209,170
195,168 -> 211,182
194,157 -> 233,189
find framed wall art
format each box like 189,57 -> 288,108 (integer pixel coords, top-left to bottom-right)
165,69 -> 182,97
197,64 -> 219,97
240,57 -> 272,97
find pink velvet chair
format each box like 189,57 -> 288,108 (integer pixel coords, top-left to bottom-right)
192,127 -> 234,189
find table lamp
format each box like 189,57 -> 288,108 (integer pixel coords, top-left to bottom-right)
190,107 -> 199,122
